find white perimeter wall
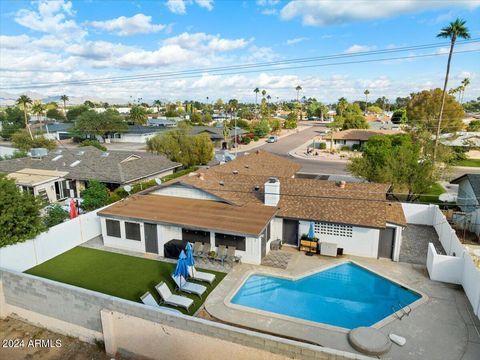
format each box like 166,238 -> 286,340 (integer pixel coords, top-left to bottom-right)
0,208 -> 103,272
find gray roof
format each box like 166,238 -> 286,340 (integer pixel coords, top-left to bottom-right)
147,118 -> 177,127
191,126 -> 246,140
451,174 -> 480,202
45,123 -> 73,132
0,146 -> 182,184
126,125 -> 167,135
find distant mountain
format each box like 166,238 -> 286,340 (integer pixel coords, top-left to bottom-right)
0,91 -> 127,106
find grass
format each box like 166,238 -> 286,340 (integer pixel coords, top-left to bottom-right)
418,182 -> 447,204
25,247 -> 226,315
454,159 -> 480,167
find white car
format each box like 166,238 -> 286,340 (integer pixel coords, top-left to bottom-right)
267,135 -> 278,143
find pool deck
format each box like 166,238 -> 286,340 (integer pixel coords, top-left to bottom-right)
204,247 -> 480,360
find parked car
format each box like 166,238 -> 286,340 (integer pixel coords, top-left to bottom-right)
267,135 -> 278,143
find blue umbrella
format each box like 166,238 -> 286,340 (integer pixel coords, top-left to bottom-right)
308,222 -> 315,240
185,242 -> 195,267
174,250 -> 189,288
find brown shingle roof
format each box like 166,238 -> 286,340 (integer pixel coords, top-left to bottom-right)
385,202 -> 407,226
98,194 -> 276,236
329,129 -> 401,141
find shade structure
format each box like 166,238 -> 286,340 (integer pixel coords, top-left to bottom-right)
174,250 -> 189,288
308,221 -> 315,239
185,242 -> 195,267
69,199 -> 78,219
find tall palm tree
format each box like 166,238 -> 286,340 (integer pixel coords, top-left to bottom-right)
16,95 -> 33,139
295,85 -> 302,102
364,89 -> 370,113
153,99 -> 162,113
60,94 -> 69,116
31,100 -> 46,132
461,77 -> 470,103
434,18 -> 470,161
261,89 -> 267,99
253,87 -> 260,119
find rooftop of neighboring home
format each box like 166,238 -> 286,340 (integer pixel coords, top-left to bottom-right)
450,173 -> 480,203
328,129 -> 402,141
0,146 -> 182,184
7,168 -> 69,186
44,123 -> 73,133
439,132 -> 480,147
125,125 -> 167,135
191,126 -> 246,140
146,118 -> 177,127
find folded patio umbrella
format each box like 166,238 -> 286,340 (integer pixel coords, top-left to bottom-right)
174,250 -> 189,288
308,221 -> 315,240
185,242 -> 195,267
69,199 -> 78,219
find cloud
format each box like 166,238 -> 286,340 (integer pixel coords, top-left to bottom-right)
261,9 -> 278,16
286,37 -> 308,45
256,0 -> 280,5
164,32 -> 251,52
87,14 -> 166,36
280,0 -> 480,26
0,35 -> 30,49
344,44 -> 375,54
166,0 -> 214,14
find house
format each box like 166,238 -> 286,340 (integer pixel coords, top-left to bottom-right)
0,146 -> 182,199
146,118 -> 177,128
7,168 -> 69,203
97,151 -> 406,265
439,132 -> 480,148
450,174 -> 480,237
191,126 -> 246,148
107,126 -> 167,143
44,123 -> 73,140
324,129 -> 401,150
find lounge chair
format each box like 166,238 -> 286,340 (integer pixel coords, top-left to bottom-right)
214,245 -> 227,265
192,242 -> 203,257
198,243 -> 211,261
155,282 -> 194,311
226,246 -> 242,265
171,274 -> 207,298
140,292 -> 182,315
188,265 -> 216,284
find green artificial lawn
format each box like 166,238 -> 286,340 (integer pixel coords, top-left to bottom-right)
454,159 -> 480,167
418,182 -> 447,204
25,247 -> 226,315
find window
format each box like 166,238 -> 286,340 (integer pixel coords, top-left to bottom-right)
215,233 -> 246,251
106,219 -> 121,238
315,222 -> 352,238
182,229 -> 210,243
125,222 -> 141,241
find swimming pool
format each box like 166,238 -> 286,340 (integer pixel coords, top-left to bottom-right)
231,262 -> 421,329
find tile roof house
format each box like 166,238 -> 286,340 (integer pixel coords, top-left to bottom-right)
98,150 -> 406,264
0,146 -> 182,198
191,126 -> 246,148
324,129 -> 402,150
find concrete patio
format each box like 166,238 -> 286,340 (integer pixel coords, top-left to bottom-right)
204,247 -> 480,360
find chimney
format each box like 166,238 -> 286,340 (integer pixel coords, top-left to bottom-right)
264,177 -> 280,206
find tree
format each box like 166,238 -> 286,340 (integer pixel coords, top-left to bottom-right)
31,100 -> 46,123
128,105 -> 148,125
191,133 -> 214,165
461,77 -> 470,103
269,118 -> 282,133
83,100 -> 95,108
254,119 -> 270,137
348,134 -> 436,201
391,109 -> 408,124
16,95 -> 33,140
295,85 -> 302,102
336,97 -> 348,116
0,107 -> 25,139
80,139 -> 107,151
364,89 -> 370,112
66,105 -> 89,122
340,114 -> 369,130
190,112 -> 202,124
73,109 -> 127,142
43,204 -> 69,228
11,129 -> 57,151
367,105 -> 382,114
284,111 -> 298,129
214,98 -> 224,110
46,108 -> 64,121
80,180 -> 111,211
60,95 -> 69,115
406,89 -> 464,133
0,175 -> 46,247
153,99 -> 162,113
222,121 -> 230,143
434,18 -> 470,161
253,88 -> 260,119
467,120 -> 480,132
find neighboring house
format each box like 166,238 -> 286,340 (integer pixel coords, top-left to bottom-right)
107,126 -> 167,143
325,129 -> 401,149
146,118 -> 177,127
0,146 -> 182,198
7,168 -> 70,203
97,151 -> 406,265
191,126 -> 246,148
450,174 -> 480,237
439,132 -> 480,148
45,123 -> 73,140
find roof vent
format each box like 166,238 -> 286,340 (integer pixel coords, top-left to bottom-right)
233,170 -> 238,175
219,181 -> 224,186
70,160 -> 81,167
245,165 -> 249,168
254,185 -> 260,191
54,149 -> 63,155
51,155 -> 63,161
101,152 -> 109,157
77,151 -> 85,156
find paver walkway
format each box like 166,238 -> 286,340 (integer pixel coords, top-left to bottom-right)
399,224 -> 445,264
261,251 -> 292,269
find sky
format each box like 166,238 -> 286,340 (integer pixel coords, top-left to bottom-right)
0,0 -> 479,104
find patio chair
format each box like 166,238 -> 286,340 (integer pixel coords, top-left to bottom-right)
171,274 -> 207,298
198,243 -> 211,261
226,246 -> 242,265
188,265 -> 216,284
140,292 -> 182,315
214,245 -> 228,265
155,282 -> 194,311
193,242 -> 203,258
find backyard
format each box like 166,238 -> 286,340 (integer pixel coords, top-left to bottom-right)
25,247 -> 226,315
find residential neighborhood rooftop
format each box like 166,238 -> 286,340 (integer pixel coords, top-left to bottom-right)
7,168 -> 69,187
329,129 -> 401,141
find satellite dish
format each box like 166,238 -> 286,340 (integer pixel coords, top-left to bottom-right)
155,178 -> 162,185
123,185 -> 132,193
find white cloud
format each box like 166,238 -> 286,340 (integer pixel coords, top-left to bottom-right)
166,0 -> 214,14
257,0 -> 280,5
195,0 -> 214,11
280,0 -> 480,26
164,32 -> 251,52
286,37 -> 308,45
88,14 -> 166,36
344,44 -> 375,54
0,35 -> 30,49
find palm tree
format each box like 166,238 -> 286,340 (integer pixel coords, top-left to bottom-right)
434,18 -> 470,161
16,95 -> 33,139
461,77 -> 470,103
364,89 -> 370,113
60,95 -> 69,116
261,89 -> 266,99
253,88 -> 260,119
31,100 -> 46,132
153,99 -> 162,113
295,85 -> 302,102
129,105 -> 148,125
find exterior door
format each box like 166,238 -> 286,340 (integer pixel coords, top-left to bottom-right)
282,219 -> 299,246
378,227 -> 395,259
144,223 -> 158,254
261,235 -> 267,258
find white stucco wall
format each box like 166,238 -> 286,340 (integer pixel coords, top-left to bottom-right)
298,220 -> 380,258
110,133 -> 158,143
102,218 -> 146,253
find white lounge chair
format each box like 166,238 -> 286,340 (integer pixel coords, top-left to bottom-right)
226,246 -> 242,265
155,282 -> 194,311
188,265 -> 216,284
171,274 -> 207,298
140,292 -> 182,315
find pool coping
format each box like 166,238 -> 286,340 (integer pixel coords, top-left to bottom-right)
223,260 -> 428,334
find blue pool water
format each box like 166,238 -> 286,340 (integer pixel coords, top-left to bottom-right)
231,262 -> 421,329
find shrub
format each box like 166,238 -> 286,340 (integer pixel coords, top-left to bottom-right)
43,205 -> 69,228
340,145 -> 351,151
253,120 -> 270,138
81,180 -> 110,211
243,136 -> 251,145
319,142 -> 327,150
351,144 -> 362,151
80,139 -> 107,151
253,136 -> 259,142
